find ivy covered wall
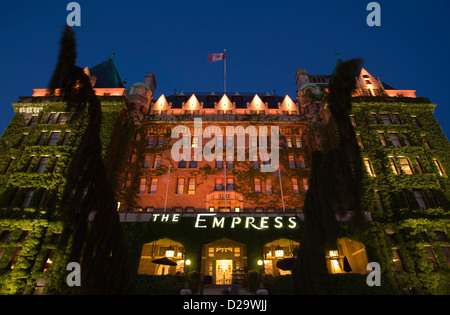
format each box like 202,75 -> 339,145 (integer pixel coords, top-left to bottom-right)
0,96 -> 129,294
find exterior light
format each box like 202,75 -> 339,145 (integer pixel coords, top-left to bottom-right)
329,250 -> 339,260
257,260 -> 263,266
165,245 -> 175,258
275,245 -> 284,258
186,259 -> 191,266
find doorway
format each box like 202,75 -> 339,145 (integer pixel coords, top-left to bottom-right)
216,260 -> 232,285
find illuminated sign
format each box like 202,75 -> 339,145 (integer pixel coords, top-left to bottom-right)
150,213 -> 298,230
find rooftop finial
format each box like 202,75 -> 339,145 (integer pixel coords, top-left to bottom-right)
110,51 -> 115,59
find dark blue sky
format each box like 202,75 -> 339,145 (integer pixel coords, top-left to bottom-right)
1,1 -> 449,137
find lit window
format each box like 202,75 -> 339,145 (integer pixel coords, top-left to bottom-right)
188,178 -> 196,194
192,136 -> 199,148
399,157 -> 413,175
138,178 -> 146,194
364,158 -> 376,177
302,178 -> 309,192
150,178 -> 158,194
389,157 -> 399,175
153,154 -> 161,168
378,132 -> 387,147
226,178 -> 234,191
292,178 -> 299,194
433,159 -> 445,176
350,115 -> 357,127
286,137 -> 292,148
176,178 -> 185,194
295,136 -> 302,148
356,134 -> 364,149
254,178 -> 261,194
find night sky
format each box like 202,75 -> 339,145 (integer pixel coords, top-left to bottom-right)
1,1 -> 449,137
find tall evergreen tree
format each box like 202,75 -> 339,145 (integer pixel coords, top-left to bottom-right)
292,58 -> 366,294
47,26 -> 131,294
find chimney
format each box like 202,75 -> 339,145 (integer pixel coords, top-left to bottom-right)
144,73 -> 157,94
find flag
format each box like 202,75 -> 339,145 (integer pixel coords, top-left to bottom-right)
208,53 -> 226,62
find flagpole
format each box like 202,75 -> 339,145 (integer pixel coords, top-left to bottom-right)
164,165 -> 171,212
224,157 -> 227,212
278,168 -> 285,212
224,49 -> 226,94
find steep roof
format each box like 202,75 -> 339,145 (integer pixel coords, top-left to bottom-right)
165,92 -> 286,109
89,58 -> 125,88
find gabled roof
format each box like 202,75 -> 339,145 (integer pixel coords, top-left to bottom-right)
165,92 -> 285,109
89,58 -> 125,88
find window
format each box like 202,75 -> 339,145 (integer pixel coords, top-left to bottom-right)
424,246 -> 438,269
37,132 -> 47,145
375,190 -> 385,212
215,178 -> 223,190
61,132 -> 70,145
266,179 -> 272,194
356,134 -> 364,150
350,115 -> 357,127
399,157 -> 413,175
251,152 -> 259,169
371,113 -> 379,124
22,189 -> 35,207
299,156 -> 306,168
378,132 -> 387,147
27,115 -> 38,127
188,178 -> 196,194
254,178 -> 261,194
295,136 -> 302,148
24,156 -> 35,172
226,178 -> 234,191
302,178 -> 309,192
402,189 -> 412,209
392,114 -> 403,124
57,113 -> 69,125
364,158 -> 376,177
402,133 -> 412,146
411,116 -> 421,128
144,155 -> 151,168
413,189 -> 428,209
147,135 -> 155,147
422,135 -> 431,149
289,154 -> 296,169
176,178 -> 185,194
392,249 -> 405,271
389,157 -> 399,175
190,154 -> 197,168
292,178 -> 299,194
215,159 -> 222,168
179,158 -> 187,168
153,155 -> 161,168
157,136 -> 164,147
380,114 -> 392,125
35,157 -> 49,173
389,133 -> 401,147
138,178 -> 147,194
16,133 -> 28,148
47,132 -> 60,146
149,178 -> 158,194
50,156 -> 59,173
415,157 -> 424,174
286,137 -> 292,148
46,113 -> 57,124
2,158 -> 14,174
192,136 -> 199,148
433,159 -> 445,176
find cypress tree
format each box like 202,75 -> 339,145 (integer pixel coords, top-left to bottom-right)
47,26 -> 131,294
292,58 -> 366,294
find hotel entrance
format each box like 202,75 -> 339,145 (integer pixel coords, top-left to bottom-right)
201,238 -> 247,285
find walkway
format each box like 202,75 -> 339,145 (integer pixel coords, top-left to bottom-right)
201,284 -> 252,295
